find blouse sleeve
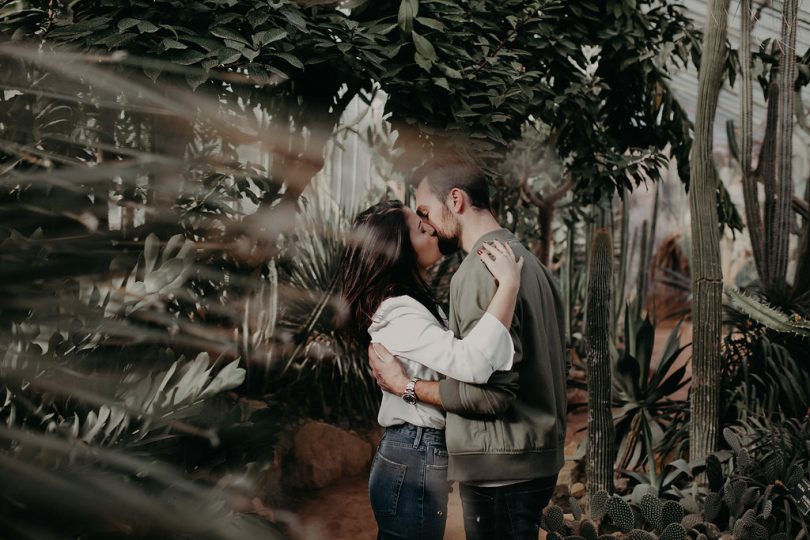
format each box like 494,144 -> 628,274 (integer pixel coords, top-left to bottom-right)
367,296 -> 514,384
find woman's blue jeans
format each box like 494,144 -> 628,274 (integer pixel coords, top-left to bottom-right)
368,423 -> 450,540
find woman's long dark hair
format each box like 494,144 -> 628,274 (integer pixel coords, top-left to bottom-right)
338,200 -> 442,348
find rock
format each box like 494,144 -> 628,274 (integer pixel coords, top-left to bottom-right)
292,421 -> 373,489
571,482 -> 586,498
567,387 -> 588,407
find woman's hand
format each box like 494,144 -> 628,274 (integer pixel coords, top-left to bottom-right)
477,240 -> 524,290
368,343 -> 409,395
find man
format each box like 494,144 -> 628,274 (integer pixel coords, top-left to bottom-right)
369,156 -> 568,540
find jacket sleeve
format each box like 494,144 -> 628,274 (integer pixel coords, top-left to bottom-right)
439,258 -> 524,415
368,297 -> 514,384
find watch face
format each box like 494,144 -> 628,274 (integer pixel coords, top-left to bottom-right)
402,394 -> 417,405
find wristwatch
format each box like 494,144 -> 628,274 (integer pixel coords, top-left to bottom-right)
402,377 -> 420,405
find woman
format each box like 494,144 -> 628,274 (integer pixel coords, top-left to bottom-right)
339,200 -> 523,540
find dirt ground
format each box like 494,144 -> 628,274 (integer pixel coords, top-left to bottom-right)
288,322 -> 692,540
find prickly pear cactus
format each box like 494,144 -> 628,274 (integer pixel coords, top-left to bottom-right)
543,504 -> 566,534
660,500 -> 685,529
639,493 -> 662,530
660,522 -> 687,540
579,519 -> 598,540
626,529 -> 655,540
605,495 -> 634,533
706,454 -> 725,492
704,491 -> 723,523
590,490 -> 610,521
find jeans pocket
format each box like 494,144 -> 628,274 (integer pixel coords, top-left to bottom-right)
426,446 -> 448,470
368,450 -> 408,518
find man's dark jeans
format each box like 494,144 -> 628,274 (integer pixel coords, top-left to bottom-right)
459,474 -> 558,540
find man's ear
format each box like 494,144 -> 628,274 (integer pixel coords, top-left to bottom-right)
448,187 -> 465,213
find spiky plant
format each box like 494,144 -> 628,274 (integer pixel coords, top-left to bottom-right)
688,0 -> 728,466
585,228 -> 615,498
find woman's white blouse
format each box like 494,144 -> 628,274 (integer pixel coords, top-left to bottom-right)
368,295 -> 514,429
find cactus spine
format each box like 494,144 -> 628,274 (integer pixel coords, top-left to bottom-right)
585,228 -> 615,501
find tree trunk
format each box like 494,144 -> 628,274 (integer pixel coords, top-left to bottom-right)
688,0 -> 728,466
585,227 -> 615,498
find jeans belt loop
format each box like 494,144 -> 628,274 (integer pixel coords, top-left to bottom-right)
413,425 -> 423,449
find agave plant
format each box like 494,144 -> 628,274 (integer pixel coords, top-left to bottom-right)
612,313 -> 691,479
271,188 -> 386,423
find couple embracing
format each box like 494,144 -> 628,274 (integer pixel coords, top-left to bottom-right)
339,157 -> 568,540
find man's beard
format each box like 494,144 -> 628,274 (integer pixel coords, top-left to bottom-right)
437,234 -> 459,256
436,209 -> 461,255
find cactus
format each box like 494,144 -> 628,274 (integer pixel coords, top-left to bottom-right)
630,503 -> 644,530
764,452 -> 784,483
585,227 -> 615,499
590,490 -> 610,520
661,500 -> 685,529
682,513 -> 704,530
704,492 -> 723,523
688,0 -> 727,467
785,463 -> 804,489
724,479 -> 747,518
570,496 -> 583,521
771,0 -> 799,294
740,486 -> 761,510
605,495 -> 634,532
732,509 -> 768,540
660,523 -> 687,540
631,484 -> 658,506
737,0 -> 765,281
706,454 -> 725,492
544,505 -> 566,533
724,427 -> 743,453
680,497 -> 700,516
726,288 -> 810,337
627,530 -> 656,540
639,493 -> 663,530
759,499 -> 772,521
579,519 -> 598,540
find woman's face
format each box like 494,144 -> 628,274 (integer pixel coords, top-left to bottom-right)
404,207 -> 442,269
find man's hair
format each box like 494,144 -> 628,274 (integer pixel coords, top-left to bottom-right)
410,156 -> 492,212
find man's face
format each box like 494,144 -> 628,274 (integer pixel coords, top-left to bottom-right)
415,178 -> 461,255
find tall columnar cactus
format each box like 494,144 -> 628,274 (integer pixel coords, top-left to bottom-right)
773,0 -> 798,294
738,0 -> 764,280
737,0 -> 799,296
688,0 -> 728,466
585,228 -> 615,500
